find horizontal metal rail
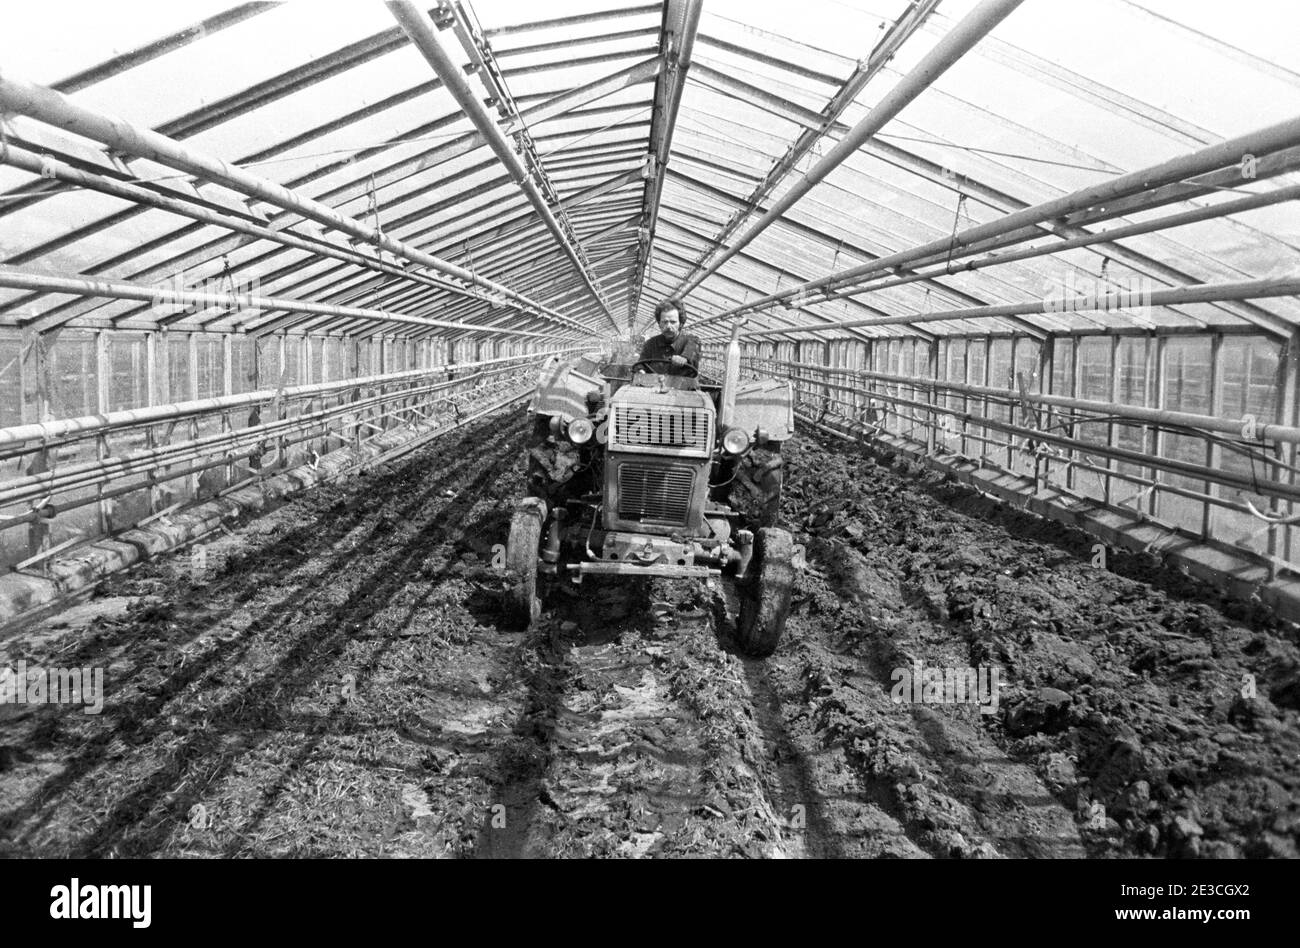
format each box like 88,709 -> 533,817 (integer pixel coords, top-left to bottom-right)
0,372 -> 505,505
725,350 -> 1300,575
0,352 -> 560,447
0,352 -> 564,572
752,356 -> 1300,445
0,265 -> 553,337
770,365 -> 1299,503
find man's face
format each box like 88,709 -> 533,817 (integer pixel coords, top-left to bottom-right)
657,307 -> 681,341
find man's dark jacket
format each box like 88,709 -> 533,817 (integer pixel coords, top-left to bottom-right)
637,332 -> 701,376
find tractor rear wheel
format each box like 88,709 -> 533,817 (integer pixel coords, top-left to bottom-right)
503,500 -> 545,627
736,527 -> 794,657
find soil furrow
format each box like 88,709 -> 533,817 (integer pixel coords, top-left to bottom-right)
1,408 -> 1295,859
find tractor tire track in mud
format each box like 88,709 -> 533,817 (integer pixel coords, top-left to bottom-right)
1,407 -> 1295,858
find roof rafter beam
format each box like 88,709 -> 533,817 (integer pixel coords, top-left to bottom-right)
669,0 -> 942,297
389,0 -> 621,333
679,0 -> 1024,301
662,168 -> 1045,340
851,136 -> 1297,334
654,218 -> 931,340
503,55 -> 661,133
652,239 -> 918,344
628,0 -> 702,324
50,3 -> 277,95
418,212 -> 642,314
638,266 -> 874,345
562,167 -> 645,209
831,152 -> 1300,326
484,4 -> 660,40
21,107 -> 655,327
45,158 -> 524,329
698,115 -> 1300,339
662,80 -> 1295,334
0,18 -> 421,219
741,277 -> 1300,338
0,145 -> 469,333
0,68 -> 594,338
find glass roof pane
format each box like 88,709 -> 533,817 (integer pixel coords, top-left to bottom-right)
1,0 -> 1296,342
62,4 -> 398,133
0,0 -> 236,86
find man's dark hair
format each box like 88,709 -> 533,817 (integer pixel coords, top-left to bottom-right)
654,298 -> 686,326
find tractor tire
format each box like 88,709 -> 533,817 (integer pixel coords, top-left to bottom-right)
503,500 -> 545,628
736,527 -> 794,657
733,446 -> 783,528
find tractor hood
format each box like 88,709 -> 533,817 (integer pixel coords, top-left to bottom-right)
607,385 -> 715,459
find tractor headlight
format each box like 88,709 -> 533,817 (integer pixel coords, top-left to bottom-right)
721,427 -> 751,455
567,417 -> 594,444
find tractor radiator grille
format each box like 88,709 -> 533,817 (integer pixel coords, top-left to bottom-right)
617,463 -> 694,524
611,405 -> 711,453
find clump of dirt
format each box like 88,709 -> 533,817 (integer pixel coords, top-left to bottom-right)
469,575 -> 796,859
0,414 -> 535,857
780,429 -> 1300,858
3,407 -> 1294,859
0,411 -> 792,859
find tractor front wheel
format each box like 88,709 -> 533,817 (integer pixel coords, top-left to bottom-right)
503,499 -> 545,627
736,527 -> 794,657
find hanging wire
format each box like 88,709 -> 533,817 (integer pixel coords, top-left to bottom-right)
874,132 -> 1116,174
366,173 -> 385,264
215,254 -> 236,318
944,193 -> 968,274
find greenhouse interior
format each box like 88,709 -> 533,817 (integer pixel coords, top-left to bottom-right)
0,0 -> 1299,866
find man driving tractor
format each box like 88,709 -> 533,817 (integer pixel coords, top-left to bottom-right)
511,295 -> 797,654
637,298 -> 700,376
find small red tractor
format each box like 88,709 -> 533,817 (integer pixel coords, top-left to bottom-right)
503,326 -> 798,656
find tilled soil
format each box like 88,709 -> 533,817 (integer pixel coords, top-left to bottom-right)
0,408 -> 1296,858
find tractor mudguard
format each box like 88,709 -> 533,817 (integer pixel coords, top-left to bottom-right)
731,379 -> 794,442
529,356 -> 602,422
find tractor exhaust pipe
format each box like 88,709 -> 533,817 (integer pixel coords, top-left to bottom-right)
719,317 -> 747,431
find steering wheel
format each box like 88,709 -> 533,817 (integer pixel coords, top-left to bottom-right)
632,358 -> 699,378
